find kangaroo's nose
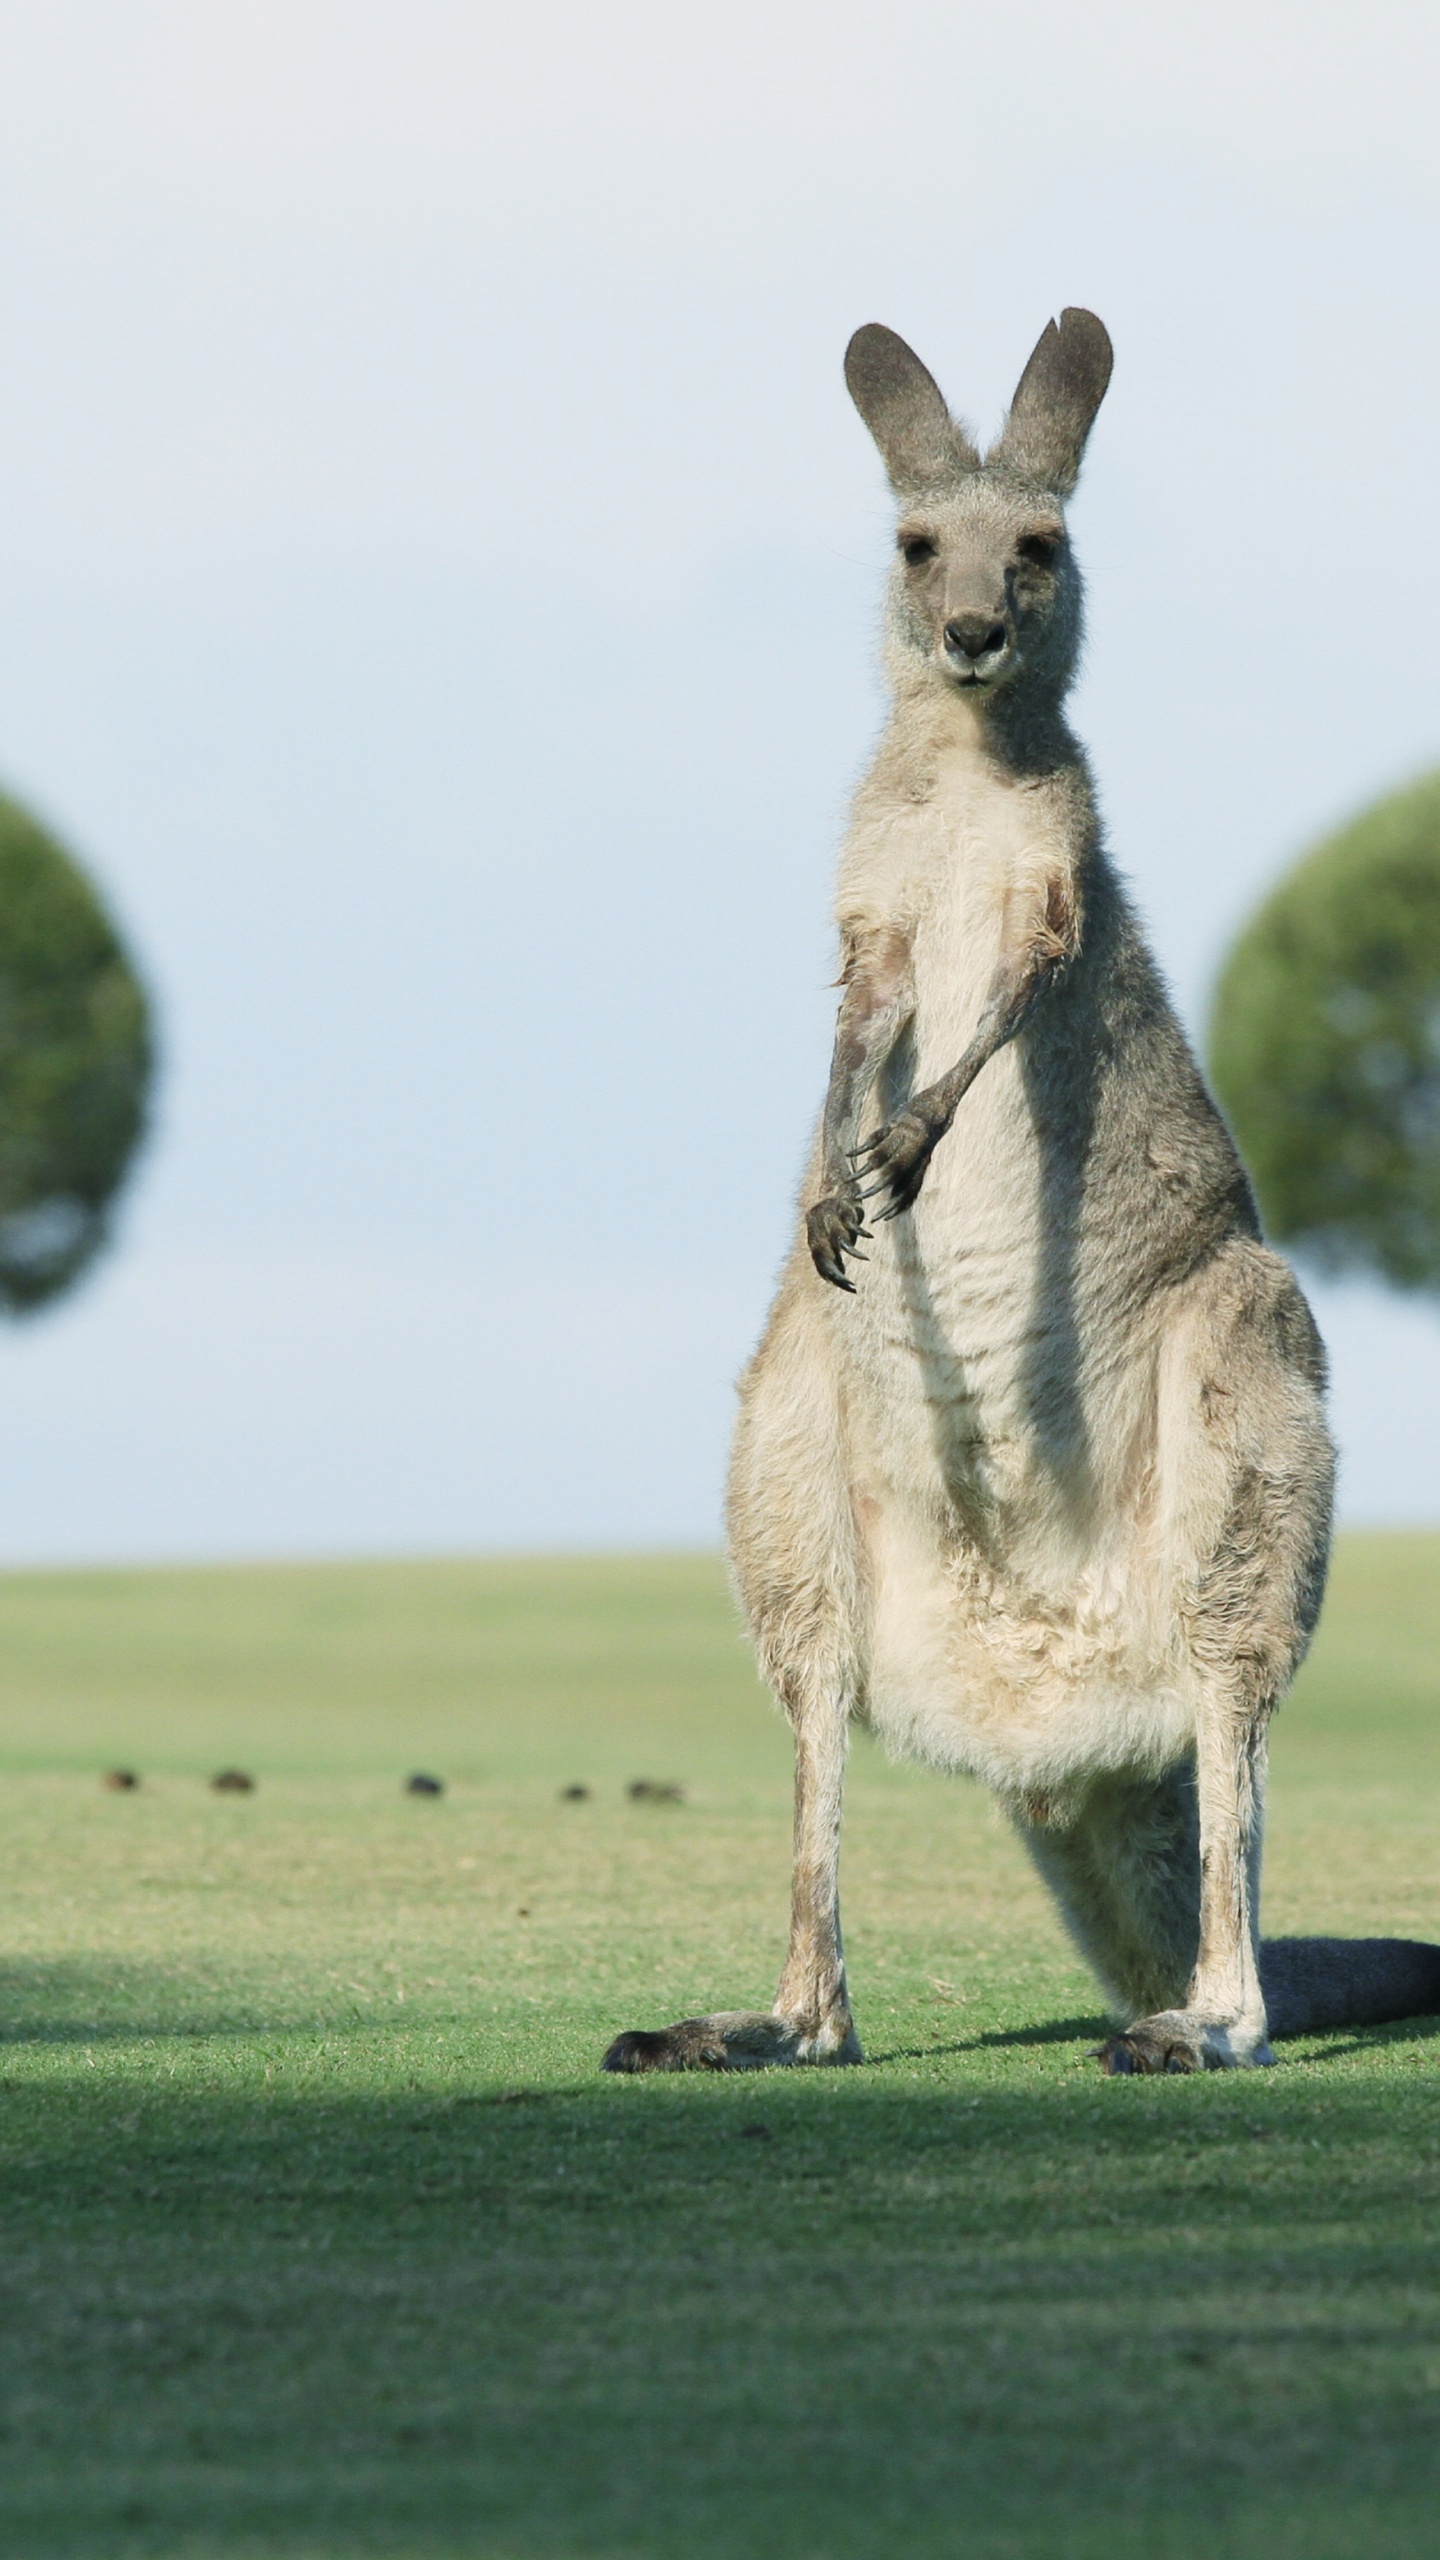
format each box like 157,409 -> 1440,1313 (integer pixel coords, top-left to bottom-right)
944,614 -> 1008,662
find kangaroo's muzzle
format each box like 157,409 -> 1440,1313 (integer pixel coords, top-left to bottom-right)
943,613 -> 1010,681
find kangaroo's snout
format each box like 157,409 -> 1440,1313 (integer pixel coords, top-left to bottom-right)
943,612 -> 1010,679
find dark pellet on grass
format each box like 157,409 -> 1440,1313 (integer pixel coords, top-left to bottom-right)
210,1769 -> 255,1793
103,1769 -> 140,1791
739,2122 -> 773,2140
559,1782 -> 591,1801
406,1773 -> 445,1796
627,1778 -> 685,1803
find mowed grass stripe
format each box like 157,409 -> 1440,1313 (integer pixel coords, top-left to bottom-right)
0,1537 -> 1436,2556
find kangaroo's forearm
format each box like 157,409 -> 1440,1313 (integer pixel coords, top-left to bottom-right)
915,870 -> 1079,1134
819,1011 -> 887,1190
807,929 -> 914,1287
917,943 -> 1057,1129
851,870 -> 1080,1223
817,933 -> 913,1190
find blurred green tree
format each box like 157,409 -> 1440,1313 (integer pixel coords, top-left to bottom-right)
0,790 -> 153,1313
1209,769 -> 1440,1292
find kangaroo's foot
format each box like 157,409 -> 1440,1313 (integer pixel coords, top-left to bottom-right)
601,2008 -> 863,2075
1096,2010 -> 1276,2076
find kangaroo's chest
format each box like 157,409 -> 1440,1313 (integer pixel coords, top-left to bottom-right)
865,774 -> 1057,1303
842,773 -> 1111,1516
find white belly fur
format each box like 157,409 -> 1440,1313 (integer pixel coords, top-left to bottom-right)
832,771 -> 1197,1801
859,1489 -> 1196,1804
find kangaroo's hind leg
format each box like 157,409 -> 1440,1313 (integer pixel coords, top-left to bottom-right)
600,1677 -> 860,2074
1090,1244 -> 1333,2073
1023,1722 -> 1440,2063
602,1282 -> 865,2074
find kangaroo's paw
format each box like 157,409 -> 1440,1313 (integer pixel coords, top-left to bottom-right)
601,2009 -> 863,2075
850,1108 -> 942,1220
1096,2010 -> 1276,2076
806,1183 -> 871,1292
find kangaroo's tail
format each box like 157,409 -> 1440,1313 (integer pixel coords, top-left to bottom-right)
1260,1936 -> 1440,2038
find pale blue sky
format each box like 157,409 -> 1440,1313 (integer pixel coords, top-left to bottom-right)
1,0 -> 1439,1559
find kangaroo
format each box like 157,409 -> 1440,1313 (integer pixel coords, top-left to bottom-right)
603,311 -> 1440,2077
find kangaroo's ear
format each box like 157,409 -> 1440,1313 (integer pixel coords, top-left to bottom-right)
845,324 -> 980,495
988,309 -> 1112,494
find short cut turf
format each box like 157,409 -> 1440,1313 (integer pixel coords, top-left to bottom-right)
0,1535 -> 1436,2558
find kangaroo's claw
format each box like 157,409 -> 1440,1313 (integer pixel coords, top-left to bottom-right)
807,1186 -> 869,1290
1095,2031 -> 1202,2076
851,1108 -> 941,1218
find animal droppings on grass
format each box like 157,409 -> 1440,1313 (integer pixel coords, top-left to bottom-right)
559,1782 -> 591,1801
405,1772 -> 445,1796
626,1778 -> 685,1803
102,1769 -> 140,1790
210,1769 -> 255,1793
739,2121 -> 773,2140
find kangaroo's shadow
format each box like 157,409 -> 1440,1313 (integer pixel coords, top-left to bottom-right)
869,2008 -> 1440,2068
1278,2010 -> 1440,2063
1018,984 -> 1100,1524
869,2014 -> 1108,2064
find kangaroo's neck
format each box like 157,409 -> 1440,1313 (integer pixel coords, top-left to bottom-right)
876,675 -> 1092,818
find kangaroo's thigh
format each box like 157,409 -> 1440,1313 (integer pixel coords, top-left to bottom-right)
1089,1243 -> 1335,2073
726,1269 -> 865,1722
1158,1237 -> 1334,1692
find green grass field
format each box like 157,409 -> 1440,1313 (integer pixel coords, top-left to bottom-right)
0,1535 -> 1437,2559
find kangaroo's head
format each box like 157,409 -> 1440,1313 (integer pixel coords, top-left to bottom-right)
846,311 -> 1112,710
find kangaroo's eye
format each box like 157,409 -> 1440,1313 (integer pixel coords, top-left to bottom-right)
899,533 -> 936,567
1017,530 -> 1061,568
